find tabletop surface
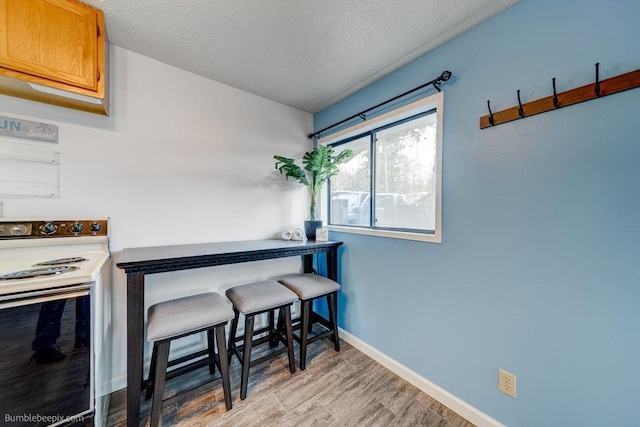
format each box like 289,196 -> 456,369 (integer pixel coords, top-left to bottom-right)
117,239 -> 343,271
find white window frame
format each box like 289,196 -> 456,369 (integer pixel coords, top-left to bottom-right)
318,91 -> 443,243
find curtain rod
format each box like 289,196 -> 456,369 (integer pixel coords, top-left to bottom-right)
308,70 -> 452,139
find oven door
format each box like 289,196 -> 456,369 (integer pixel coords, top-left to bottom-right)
0,285 -> 93,427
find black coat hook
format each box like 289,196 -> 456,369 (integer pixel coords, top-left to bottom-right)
552,78 -> 559,108
487,100 -> 494,125
517,90 -> 524,117
595,62 -> 601,97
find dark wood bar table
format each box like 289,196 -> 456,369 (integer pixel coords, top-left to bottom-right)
116,239 -> 343,427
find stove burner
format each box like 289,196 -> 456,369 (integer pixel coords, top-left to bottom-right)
0,266 -> 80,280
34,257 -> 88,266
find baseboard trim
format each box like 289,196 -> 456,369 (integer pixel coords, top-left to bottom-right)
111,374 -> 127,392
338,328 -> 504,427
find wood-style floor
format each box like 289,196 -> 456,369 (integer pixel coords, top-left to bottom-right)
107,332 -> 475,426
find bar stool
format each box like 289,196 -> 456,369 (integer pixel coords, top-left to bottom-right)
225,280 -> 298,400
276,273 -> 341,370
146,292 -> 234,427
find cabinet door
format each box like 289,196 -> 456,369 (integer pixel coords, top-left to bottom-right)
0,0 -> 99,91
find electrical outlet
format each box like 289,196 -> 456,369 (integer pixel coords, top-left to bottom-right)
498,369 -> 517,398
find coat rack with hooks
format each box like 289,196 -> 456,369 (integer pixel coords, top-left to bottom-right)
480,63 -> 640,129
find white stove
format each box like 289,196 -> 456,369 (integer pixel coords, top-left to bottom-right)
0,235 -> 110,296
0,219 -> 112,427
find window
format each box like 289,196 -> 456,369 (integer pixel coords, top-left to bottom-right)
320,91 -> 442,243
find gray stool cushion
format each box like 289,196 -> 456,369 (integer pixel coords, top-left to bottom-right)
147,292 -> 234,342
276,273 -> 341,300
226,280 -> 298,315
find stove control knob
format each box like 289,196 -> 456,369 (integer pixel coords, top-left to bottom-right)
70,223 -> 84,233
89,222 -> 102,233
40,223 -> 58,235
10,224 -> 28,235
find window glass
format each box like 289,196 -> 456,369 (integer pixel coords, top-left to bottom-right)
330,136 -> 370,226
374,114 -> 436,231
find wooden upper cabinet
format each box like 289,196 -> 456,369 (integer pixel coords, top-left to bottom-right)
0,0 -> 108,115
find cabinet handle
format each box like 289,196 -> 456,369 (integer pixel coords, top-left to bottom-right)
97,70 -> 101,82
0,288 -> 90,310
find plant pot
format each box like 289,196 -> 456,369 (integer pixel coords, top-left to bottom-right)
304,220 -> 323,240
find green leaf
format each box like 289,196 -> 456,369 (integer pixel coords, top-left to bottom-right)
274,155 -> 310,186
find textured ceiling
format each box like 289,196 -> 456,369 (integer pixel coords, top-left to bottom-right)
83,0 -> 520,113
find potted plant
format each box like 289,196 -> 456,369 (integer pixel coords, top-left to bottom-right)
274,145 -> 353,239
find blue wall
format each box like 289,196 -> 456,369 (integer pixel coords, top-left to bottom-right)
315,1 -> 640,425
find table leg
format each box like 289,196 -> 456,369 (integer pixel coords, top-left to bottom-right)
327,249 -> 338,281
126,272 -> 145,427
303,254 -> 313,273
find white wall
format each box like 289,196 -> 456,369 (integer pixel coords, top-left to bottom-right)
0,45 -> 313,389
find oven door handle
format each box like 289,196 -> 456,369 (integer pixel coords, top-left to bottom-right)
0,287 -> 90,309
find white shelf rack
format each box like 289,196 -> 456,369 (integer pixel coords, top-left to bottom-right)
0,140 -> 61,198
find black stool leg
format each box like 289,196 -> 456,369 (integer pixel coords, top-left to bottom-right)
145,342 -> 158,400
268,309 -> 278,347
240,315 -> 255,400
276,306 -> 285,334
150,341 -> 170,427
327,292 -> 340,351
299,299 -> 311,370
283,304 -> 296,374
228,308 -> 240,364
215,325 -> 233,410
307,300 -> 314,334
207,328 -> 216,375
